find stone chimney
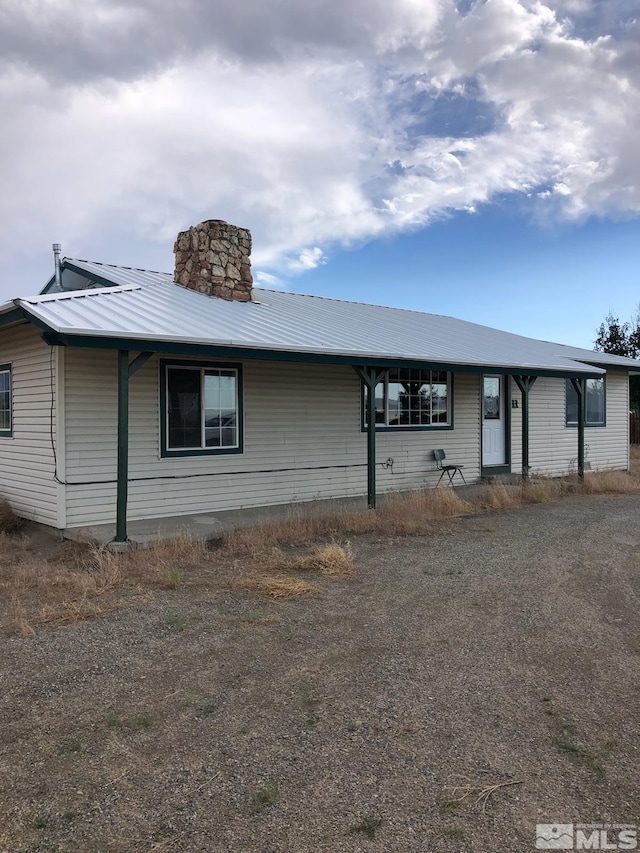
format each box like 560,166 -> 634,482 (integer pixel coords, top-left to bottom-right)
173,219 -> 253,302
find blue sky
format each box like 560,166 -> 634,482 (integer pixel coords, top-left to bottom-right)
1,0 -> 638,350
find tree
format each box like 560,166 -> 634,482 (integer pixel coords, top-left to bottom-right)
594,308 -> 640,410
594,313 -> 634,357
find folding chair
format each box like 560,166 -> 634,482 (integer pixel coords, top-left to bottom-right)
434,449 -> 467,486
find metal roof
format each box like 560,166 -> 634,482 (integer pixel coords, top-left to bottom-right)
5,259 -> 640,376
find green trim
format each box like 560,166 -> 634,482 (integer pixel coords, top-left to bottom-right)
36,330 -> 604,379
40,260 -> 122,295
565,377 -> 606,428
115,350 -> 129,542
128,351 -> 153,378
159,358 -> 244,458
40,274 -> 56,295
0,308 -> 26,329
354,366 -> 387,509
480,374 -> 512,475
571,378 -> 586,480
480,464 -> 511,476
0,363 -> 13,438
513,375 -> 537,481
360,370 -> 455,432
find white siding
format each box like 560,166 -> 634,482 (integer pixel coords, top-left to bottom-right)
61,353 -> 631,529
63,352 -> 482,527
0,324 -> 61,525
510,372 -> 629,476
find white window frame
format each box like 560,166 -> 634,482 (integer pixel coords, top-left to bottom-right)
161,360 -> 242,457
363,369 -> 453,430
0,364 -> 12,437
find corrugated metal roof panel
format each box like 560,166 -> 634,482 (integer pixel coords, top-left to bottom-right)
63,258 -> 173,289
15,261 -> 640,376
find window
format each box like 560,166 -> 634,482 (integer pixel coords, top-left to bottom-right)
363,368 -> 452,429
0,364 -> 11,437
160,361 -> 242,456
565,377 -> 605,426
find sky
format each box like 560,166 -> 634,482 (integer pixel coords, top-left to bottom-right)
1,0 -> 639,348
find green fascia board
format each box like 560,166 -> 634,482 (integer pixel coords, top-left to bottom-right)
41,260 -> 123,295
37,330 -> 606,380
0,307 -> 27,329
61,260 -> 127,290
40,274 -> 56,295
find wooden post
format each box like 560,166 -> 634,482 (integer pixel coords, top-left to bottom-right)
513,375 -> 537,481
571,378 -> 586,480
115,350 -> 129,542
354,367 -> 386,509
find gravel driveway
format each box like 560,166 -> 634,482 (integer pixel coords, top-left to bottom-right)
1,493 -> 639,852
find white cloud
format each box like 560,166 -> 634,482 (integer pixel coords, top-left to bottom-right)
286,247 -> 327,273
0,0 -> 638,294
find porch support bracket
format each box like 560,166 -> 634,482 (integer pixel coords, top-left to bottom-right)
513,375 -> 537,481
114,351 -> 153,544
570,377 -> 586,481
354,366 -> 387,509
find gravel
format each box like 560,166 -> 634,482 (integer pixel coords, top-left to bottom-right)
1,493 -> 639,852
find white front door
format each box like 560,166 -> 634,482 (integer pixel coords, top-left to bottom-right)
482,375 -> 506,467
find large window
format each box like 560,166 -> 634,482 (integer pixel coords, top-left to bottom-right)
363,368 -> 452,429
565,377 -> 605,426
161,361 -> 242,456
0,364 -> 11,437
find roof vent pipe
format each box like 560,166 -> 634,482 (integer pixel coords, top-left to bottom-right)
52,243 -> 62,290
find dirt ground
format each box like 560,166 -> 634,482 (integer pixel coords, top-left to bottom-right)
1,492 -> 639,852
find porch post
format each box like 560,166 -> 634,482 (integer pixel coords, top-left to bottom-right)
115,349 -> 130,542
571,378 -> 586,480
354,367 -> 386,509
513,375 -> 536,481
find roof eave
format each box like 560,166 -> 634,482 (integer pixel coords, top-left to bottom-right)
37,328 -> 605,379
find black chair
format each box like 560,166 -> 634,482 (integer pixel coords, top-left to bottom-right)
434,449 -> 467,486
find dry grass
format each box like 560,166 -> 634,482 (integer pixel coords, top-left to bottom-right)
630,444 -> 640,460
221,487 -> 472,559
291,543 -> 355,576
234,574 -> 319,598
0,497 -> 21,533
2,463 -> 639,633
580,469 -> 640,493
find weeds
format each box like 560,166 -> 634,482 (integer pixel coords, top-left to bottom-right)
439,826 -> 464,840
234,575 -> 319,599
290,543 -> 354,576
350,816 -> 383,839
250,784 -> 279,813
2,466 -> 639,633
552,725 -> 604,778
33,814 -> 48,829
0,497 -> 21,533
60,736 -> 84,754
164,608 -> 188,631
165,566 -> 182,588
196,699 -> 217,715
104,711 -> 153,730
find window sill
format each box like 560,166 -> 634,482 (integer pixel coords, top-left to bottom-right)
160,446 -> 243,458
361,424 -> 454,433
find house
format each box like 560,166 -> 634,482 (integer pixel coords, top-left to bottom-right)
1,219 -> 638,543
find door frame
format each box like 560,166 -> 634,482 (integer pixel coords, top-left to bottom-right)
480,374 -> 512,476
